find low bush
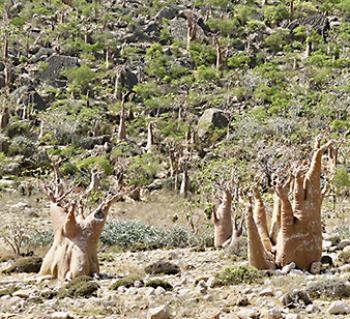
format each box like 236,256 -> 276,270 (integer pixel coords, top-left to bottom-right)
215,265 -> 263,286
58,276 -> 99,298
145,279 -> 173,290
101,220 -> 202,250
110,275 -> 143,290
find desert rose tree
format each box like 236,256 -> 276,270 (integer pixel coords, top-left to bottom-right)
40,161 -> 122,281
247,136 -> 333,271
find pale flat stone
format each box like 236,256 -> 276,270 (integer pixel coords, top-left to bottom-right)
148,304 -> 170,319
328,301 -> 350,315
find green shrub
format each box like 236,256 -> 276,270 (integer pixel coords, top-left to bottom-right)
63,64 -> 97,91
265,29 -> 289,53
263,4 -> 289,26
8,136 -> 36,157
110,275 -> 143,290
100,220 -> 200,250
227,53 -> 251,69
76,156 -> 113,175
145,279 -> 173,290
127,153 -> 161,187
58,276 -> 99,298
215,266 -> 263,286
190,42 -> 216,66
195,65 -> 219,83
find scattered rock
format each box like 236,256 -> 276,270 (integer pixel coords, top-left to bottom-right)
306,304 -> 319,313
148,304 -> 170,319
284,314 -> 300,319
237,307 -> 260,319
320,255 -> 333,266
259,288 -> 274,296
327,301 -> 350,315
2,257 -> 42,274
12,290 -> 31,299
281,262 -> 295,274
282,290 -> 312,308
11,85 -> 47,111
197,108 -> 229,139
156,5 -> 180,20
309,261 -> 322,274
307,280 -> 350,300
266,307 -> 283,319
51,312 -> 73,319
40,54 -> 79,86
236,295 -> 250,306
336,250 -> 350,265
10,202 -> 29,209
154,287 -> 166,295
0,286 -> 20,297
145,261 -> 180,275
337,240 -> 350,250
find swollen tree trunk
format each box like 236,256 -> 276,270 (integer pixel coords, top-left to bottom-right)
269,193 -> 281,245
253,187 -> 273,253
179,166 -> 189,198
247,137 -> 334,271
290,0 -> 294,22
213,189 -> 233,247
0,107 -> 9,130
145,122 -> 154,153
40,164 -> 122,281
246,201 -> 276,270
274,138 -> 332,269
117,97 -> 126,142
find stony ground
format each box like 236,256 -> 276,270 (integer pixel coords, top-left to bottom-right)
0,190 -> 350,319
0,244 -> 350,319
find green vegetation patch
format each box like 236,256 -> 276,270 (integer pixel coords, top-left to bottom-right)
0,286 -> 20,297
2,257 -> 42,274
110,275 -> 143,290
145,279 -> 173,291
307,280 -> 350,300
58,276 -> 99,298
215,265 -> 263,286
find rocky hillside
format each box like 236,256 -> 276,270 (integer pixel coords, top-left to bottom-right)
1,1 -> 350,319
0,0 -> 349,193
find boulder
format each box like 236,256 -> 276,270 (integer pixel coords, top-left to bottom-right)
282,290 -> 312,308
148,304 -> 170,319
11,85 -> 47,111
237,307 -> 260,319
145,261 -> 180,275
307,280 -> 350,300
79,135 -> 111,150
3,257 -> 42,274
117,66 -> 139,91
39,54 -> 79,86
328,301 -> 350,315
197,108 -> 229,139
156,5 -> 180,20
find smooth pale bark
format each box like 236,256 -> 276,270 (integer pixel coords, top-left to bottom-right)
247,137 -> 333,271
213,190 -> 233,247
246,202 -> 275,270
40,195 -> 118,281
